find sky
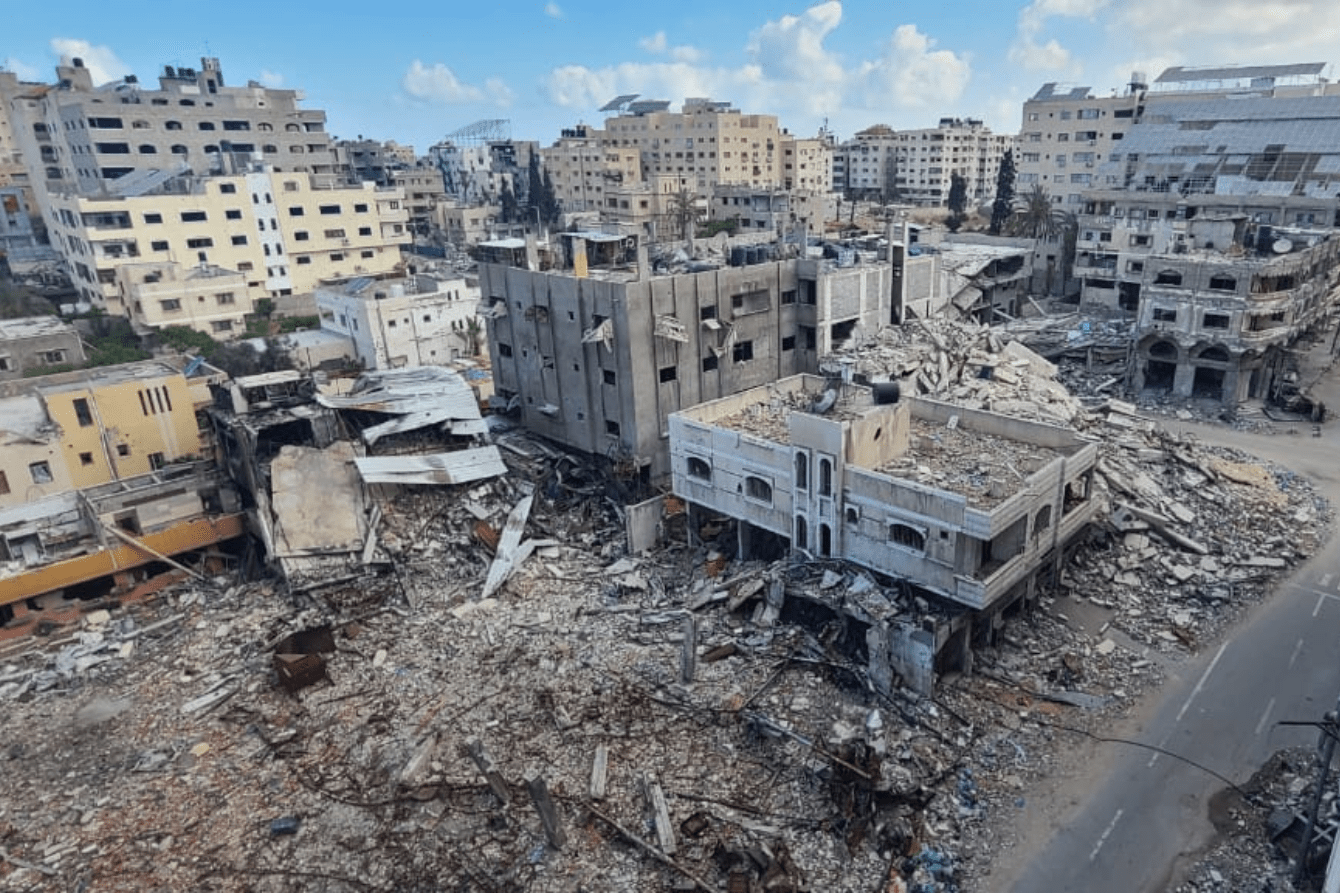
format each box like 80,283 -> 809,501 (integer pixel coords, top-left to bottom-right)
5,0 -> 1340,150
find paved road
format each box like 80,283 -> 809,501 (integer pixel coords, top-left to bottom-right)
996,413 -> 1340,893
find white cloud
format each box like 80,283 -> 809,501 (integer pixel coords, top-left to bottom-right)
542,3 -> 973,128
1008,0 -> 1108,72
1112,0 -> 1340,62
861,24 -> 971,110
544,2 -> 562,18
258,69 -> 284,88
1,57 -> 41,81
49,38 -> 130,85
639,32 -> 667,54
402,61 -> 513,106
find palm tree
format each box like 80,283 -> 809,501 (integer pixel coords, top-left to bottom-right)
668,188 -> 701,245
1007,184 -> 1065,240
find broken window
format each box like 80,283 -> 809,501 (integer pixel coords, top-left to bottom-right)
79,452 -> 94,466
1034,505 -> 1052,538
782,335 -> 796,351
794,452 -> 808,490
28,461 -> 53,484
659,366 -> 677,383
744,475 -> 773,503
687,456 -> 711,481
1154,269 -> 1183,286
605,419 -> 621,436
1153,308 -> 1177,322
702,354 -> 718,372
602,369 -> 617,386
73,398 -> 94,427
1208,275 -> 1237,292
888,522 -> 925,551
732,340 -> 754,363
818,458 -> 832,497
0,470 -> 8,495
1202,313 -> 1230,330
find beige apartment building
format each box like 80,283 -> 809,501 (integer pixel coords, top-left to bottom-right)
540,125 -> 642,214
388,165 -> 447,236
835,124 -> 899,197
46,168 -> 408,328
601,98 -> 785,197
780,135 -> 832,193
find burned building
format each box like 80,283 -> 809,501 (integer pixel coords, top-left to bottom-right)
480,235 -> 898,481
669,374 -> 1099,676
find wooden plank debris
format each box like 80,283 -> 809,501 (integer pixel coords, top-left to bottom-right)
589,744 -> 609,800
525,772 -> 567,850
680,615 -> 697,684
466,737 -> 511,805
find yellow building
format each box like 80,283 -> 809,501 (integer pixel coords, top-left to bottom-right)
46,168 -> 409,324
0,360 -> 206,507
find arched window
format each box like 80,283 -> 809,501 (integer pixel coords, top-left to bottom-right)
819,458 -> 832,496
179,99 -> 195,106
164,121 -> 182,130
290,145 -> 305,154
1154,269 -> 1183,286
263,144 -> 278,154
686,456 -> 711,481
1198,345 -> 1230,363
286,123 -> 301,132
1034,505 -> 1052,538
794,516 -> 808,550
198,121 -> 215,130
170,144 -> 188,155
204,144 -> 219,154
744,476 -> 772,503
138,144 -> 157,154
794,452 -> 808,490
257,122 -> 273,131
889,522 -> 926,552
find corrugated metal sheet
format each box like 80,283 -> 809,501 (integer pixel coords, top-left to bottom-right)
353,447 -> 507,486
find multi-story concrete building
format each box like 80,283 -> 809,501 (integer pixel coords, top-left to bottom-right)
1067,87 -> 1340,404
780,134 -> 833,193
540,125 -> 641,215
45,167 -> 408,318
6,57 -> 336,229
480,237 -> 902,480
428,138 -> 539,206
0,359 -> 208,508
669,375 -> 1098,611
1016,80 -> 1146,208
389,165 -> 447,236
893,119 -> 1012,208
434,200 -> 506,247
600,98 -> 785,197
709,186 -> 834,238
315,274 -> 482,368
835,124 -> 899,198
0,316 -> 85,380
333,139 -> 415,186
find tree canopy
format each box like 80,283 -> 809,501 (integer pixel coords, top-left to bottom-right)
989,149 -> 1016,235
946,173 -> 968,233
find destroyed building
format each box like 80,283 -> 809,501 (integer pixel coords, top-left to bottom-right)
1071,91 -> 1340,405
480,235 -> 897,480
669,374 -> 1099,676
0,314 -> 86,381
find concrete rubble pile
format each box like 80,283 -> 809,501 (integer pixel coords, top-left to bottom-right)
826,320 -> 1085,426
1169,746 -> 1332,892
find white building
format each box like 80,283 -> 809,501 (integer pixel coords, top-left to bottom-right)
316,274 -> 482,369
893,119 -> 1012,208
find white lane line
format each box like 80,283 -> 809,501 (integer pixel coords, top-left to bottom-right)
1149,732 -> 1171,768
1177,641 -> 1230,723
1286,582 -> 1340,604
1315,593 -> 1327,618
1322,573 -> 1335,589
1090,809 -> 1125,862
1290,638 -> 1306,670
1255,697 -> 1277,736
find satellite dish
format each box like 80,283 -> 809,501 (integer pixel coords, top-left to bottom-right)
1272,238 -> 1293,254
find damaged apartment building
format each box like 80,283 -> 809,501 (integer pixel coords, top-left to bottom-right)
480,233 -> 899,481
668,374 -> 1098,683
1070,72 -> 1340,405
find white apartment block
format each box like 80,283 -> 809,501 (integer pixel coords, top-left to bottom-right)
893,119 -> 1012,207
46,168 -> 408,323
428,139 -> 538,205
835,124 -> 898,197
540,125 -> 641,214
600,98 -> 785,196
316,274 -> 482,369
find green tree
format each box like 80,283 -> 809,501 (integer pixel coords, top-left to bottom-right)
989,149 -> 1016,235
499,182 -> 519,223
540,169 -> 562,229
946,172 -> 968,233
668,189 -> 700,243
1007,184 -> 1065,239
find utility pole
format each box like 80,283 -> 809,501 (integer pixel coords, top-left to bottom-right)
1293,697 -> 1340,887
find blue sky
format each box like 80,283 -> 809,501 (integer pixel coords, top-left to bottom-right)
5,1 -> 1340,150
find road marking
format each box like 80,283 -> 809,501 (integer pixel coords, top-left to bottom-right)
1322,573 -> 1334,589
1177,641 -> 1229,723
1316,593 -> 1328,618
1090,809 -> 1124,862
1149,732 -> 1171,768
1255,697 -> 1277,736
1290,638 -> 1306,670
1285,581 -> 1340,604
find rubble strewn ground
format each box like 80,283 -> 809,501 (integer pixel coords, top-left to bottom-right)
0,321 -> 1335,893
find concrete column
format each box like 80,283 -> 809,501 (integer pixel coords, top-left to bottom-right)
1173,361 -> 1196,398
